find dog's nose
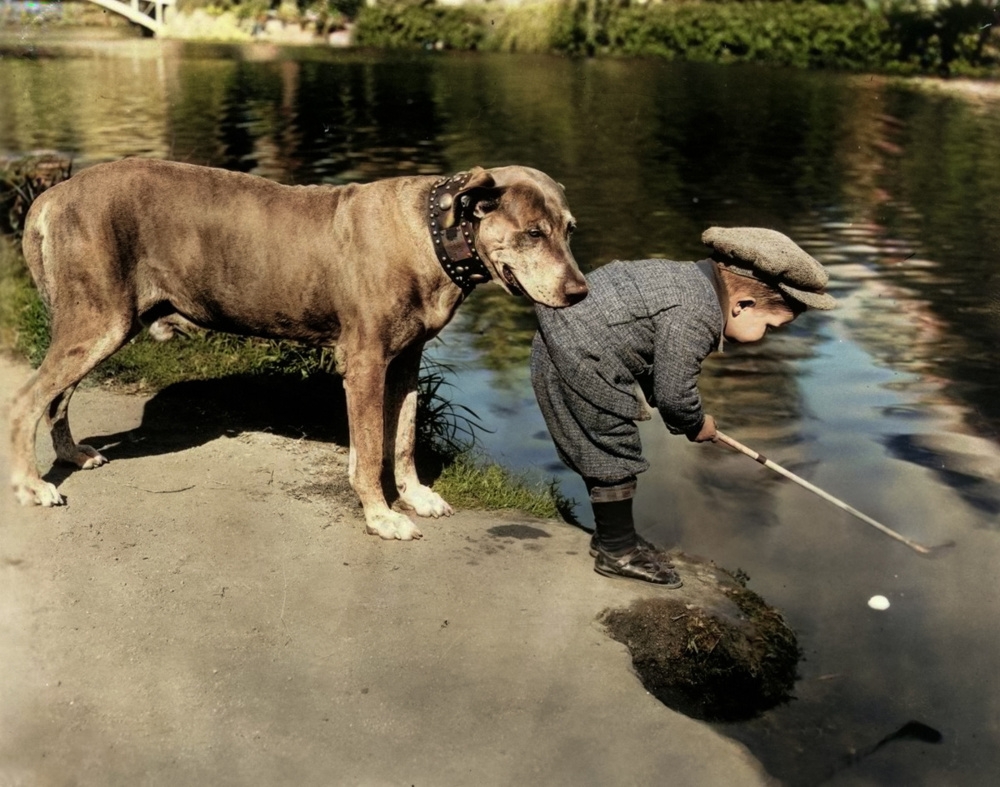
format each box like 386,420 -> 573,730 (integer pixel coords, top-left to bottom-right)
564,278 -> 589,305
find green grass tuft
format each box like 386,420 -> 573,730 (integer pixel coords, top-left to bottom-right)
433,453 -> 578,522
0,235 -> 48,364
88,333 -> 332,390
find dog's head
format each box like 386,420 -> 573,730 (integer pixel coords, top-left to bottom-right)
442,166 -> 588,308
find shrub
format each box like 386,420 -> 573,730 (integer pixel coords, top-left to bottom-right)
603,2 -> 895,70
0,153 -> 72,238
354,0 -> 486,50
883,0 -> 1000,76
352,0 -> 1000,75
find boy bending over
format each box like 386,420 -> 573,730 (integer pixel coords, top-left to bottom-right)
531,227 -> 836,586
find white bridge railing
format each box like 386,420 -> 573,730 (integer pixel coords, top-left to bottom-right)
86,0 -> 176,35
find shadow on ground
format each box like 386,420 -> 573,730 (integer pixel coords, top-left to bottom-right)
42,372 -> 456,500
43,373 -> 351,487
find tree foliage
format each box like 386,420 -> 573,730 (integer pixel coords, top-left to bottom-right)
351,0 -> 1000,75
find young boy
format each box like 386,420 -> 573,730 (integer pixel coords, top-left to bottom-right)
531,227 -> 836,586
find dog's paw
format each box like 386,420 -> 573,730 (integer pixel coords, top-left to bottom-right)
365,510 -> 423,541
399,484 -> 454,518
77,445 -> 109,470
57,444 -> 108,470
13,478 -> 65,507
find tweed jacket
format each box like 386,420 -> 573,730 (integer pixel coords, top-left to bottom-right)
533,258 -> 724,435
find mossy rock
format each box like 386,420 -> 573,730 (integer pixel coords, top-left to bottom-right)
600,554 -> 801,722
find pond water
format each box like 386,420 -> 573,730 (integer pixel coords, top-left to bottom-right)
2,37 -> 999,785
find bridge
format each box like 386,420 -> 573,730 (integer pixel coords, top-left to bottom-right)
85,0 -> 176,36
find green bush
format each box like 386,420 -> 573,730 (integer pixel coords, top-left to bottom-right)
0,153 -> 72,238
597,0 -> 998,74
883,0 -> 1000,76
354,0 -> 486,50
602,2 -> 895,69
352,0 -> 1000,76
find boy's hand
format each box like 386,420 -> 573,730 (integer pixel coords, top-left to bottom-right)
687,414 -> 718,443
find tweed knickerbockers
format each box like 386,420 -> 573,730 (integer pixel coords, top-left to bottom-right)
531,333 -> 650,486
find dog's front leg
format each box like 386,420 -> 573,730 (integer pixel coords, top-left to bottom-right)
343,351 -> 422,541
385,343 -> 454,519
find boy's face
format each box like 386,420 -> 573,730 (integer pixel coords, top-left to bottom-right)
723,297 -> 797,343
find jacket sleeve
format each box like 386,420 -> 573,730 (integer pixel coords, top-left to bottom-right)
651,304 -> 720,435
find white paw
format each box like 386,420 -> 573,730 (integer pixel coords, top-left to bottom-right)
399,484 -> 454,518
14,478 -> 65,507
76,445 -> 108,470
58,444 -> 108,470
365,509 -> 423,541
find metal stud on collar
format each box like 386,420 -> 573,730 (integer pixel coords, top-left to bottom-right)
427,172 -> 492,295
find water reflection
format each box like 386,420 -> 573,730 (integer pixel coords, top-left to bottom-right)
2,41 -> 999,785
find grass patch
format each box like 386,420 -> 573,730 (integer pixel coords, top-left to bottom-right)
89,333 -> 333,390
433,453 -> 578,522
0,235 -> 48,364
0,231 -> 339,390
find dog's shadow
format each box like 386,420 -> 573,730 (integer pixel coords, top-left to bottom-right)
44,374 -> 353,488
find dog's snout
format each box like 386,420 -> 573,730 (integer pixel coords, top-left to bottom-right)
564,278 -> 589,305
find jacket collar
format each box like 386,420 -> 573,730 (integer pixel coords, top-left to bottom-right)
696,258 -> 726,352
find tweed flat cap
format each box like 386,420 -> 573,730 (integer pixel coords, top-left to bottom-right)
702,226 -> 837,310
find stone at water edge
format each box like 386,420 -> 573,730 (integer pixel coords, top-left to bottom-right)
599,552 -> 802,723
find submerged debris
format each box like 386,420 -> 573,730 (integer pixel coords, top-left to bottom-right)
600,560 -> 801,722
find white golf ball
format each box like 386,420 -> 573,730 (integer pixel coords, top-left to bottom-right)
868,595 -> 890,611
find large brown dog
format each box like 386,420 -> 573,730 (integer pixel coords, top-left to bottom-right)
9,158 -> 587,540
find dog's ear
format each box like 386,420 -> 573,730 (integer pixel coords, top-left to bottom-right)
462,167 -> 496,192
470,191 -> 502,220
452,168 -> 504,225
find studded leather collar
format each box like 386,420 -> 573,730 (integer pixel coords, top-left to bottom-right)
427,172 -> 492,295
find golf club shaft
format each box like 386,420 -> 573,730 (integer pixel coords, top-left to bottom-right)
714,431 -> 932,554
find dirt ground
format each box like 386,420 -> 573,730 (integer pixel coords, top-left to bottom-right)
0,356 -> 775,786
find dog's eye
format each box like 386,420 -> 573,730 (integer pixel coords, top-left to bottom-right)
527,228 -> 546,239
567,223 -> 577,236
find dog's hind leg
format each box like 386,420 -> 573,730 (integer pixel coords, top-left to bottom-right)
9,316 -> 134,507
46,382 -> 108,470
384,343 -> 453,519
